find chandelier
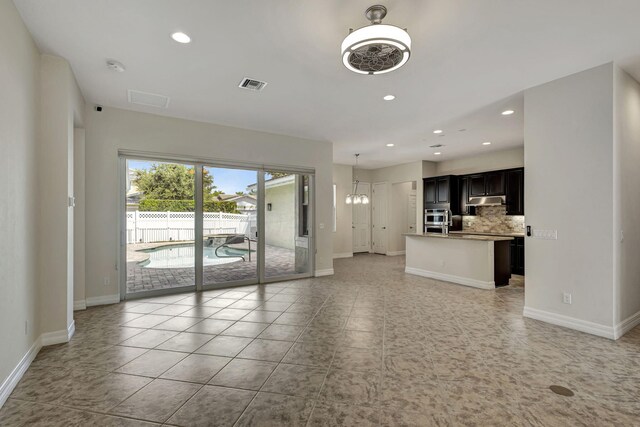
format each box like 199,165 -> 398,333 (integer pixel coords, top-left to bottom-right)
346,154 -> 369,205
341,5 -> 411,75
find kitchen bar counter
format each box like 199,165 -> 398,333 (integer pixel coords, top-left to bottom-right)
404,233 -> 512,289
403,232 -> 513,241
448,231 -> 525,238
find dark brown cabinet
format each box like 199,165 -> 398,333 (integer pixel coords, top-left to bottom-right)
510,237 -> 525,275
425,179 -> 437,204
436,177 -> 450,203
485,171 -> 505,196
458,177 -> 475,216
423,175 -> 459,212
505,168 -> 524,215
469,171 -> 505,197
469,174 -> 486,197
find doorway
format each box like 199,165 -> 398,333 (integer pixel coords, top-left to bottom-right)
120,155 -> 314,298
352,182 -> 371,253
372,182 -> 388,254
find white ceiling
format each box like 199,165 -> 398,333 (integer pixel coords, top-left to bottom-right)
14,0 -> 640,168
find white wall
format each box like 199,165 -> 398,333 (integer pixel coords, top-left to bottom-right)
435,147 -> 524,176
332,164 -> 353,257
38,55 -> 85,336
389,182 -> 414,254
614,66 -> 640,326
84,107 -> 334,300
74,128 -> 86,308
265,181 -> 295,250
0,0 -> 41,399
524,63 -> 616,333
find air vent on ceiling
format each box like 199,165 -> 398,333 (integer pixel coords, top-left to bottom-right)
127,89 -> 170,108
429,144 -> 445,148
238,77 -> 267,91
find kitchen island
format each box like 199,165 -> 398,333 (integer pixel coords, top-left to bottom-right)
404,233 -> 513,289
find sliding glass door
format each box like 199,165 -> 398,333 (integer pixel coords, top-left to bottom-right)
121,156 -> 313,298
124,159 -> 196,296
263,171 -> 312,280
201,166 -> 258,288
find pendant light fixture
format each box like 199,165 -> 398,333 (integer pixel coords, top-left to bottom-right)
346,154 -> 369,205
341,5 -> 411,75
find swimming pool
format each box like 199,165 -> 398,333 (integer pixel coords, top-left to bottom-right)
140,244 -> 250,269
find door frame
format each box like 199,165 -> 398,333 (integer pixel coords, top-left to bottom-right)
352,181 -> 371,253
372,181 -> 389,255
118,151 -> 315,300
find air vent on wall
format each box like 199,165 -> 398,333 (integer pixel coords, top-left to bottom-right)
238,77 -> 267,91
127,89 -> 170,108
429,144 -> 445,148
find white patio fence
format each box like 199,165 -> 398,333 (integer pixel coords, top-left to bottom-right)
126,211 -> 255,244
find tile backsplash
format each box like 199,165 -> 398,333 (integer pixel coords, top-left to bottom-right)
462,206 -> 525,234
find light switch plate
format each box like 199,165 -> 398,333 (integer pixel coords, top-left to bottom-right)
532,229 -> 557,240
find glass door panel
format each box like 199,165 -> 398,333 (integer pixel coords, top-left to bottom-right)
125,159 -> 195,295
201,166 -> 258,287
263,171 -> 311,279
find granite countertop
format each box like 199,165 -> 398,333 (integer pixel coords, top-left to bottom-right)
449,231 -> 525,238
403,233 -> 514,242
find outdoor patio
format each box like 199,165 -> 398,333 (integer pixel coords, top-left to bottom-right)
126,243 -> 299,294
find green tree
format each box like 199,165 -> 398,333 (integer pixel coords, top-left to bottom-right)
134,163 -> 215,200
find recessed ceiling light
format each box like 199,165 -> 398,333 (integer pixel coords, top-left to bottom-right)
433,129 -> 443,134
434,152 -> 442,156
386,143 -> 395,147
482,141 -> 491,145
502,109 -> 515,116
383,95 -> 395,101
171,32 -> 191,44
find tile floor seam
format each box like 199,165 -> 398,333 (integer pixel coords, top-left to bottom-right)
231,292 -> 333,427
303,297 -> 357,427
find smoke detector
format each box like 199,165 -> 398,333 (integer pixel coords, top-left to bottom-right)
106,59 -> 126,72
341,5 -> 411,75
238,78 -> 268,91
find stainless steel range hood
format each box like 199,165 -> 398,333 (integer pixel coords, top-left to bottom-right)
467,195 -> 506,206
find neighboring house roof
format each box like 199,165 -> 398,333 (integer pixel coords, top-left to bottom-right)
246,174 -> 295,192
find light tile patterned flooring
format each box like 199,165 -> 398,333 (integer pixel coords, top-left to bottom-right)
2,254 -> 640,426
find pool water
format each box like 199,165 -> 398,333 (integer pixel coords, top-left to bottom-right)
140,244 -> 250,269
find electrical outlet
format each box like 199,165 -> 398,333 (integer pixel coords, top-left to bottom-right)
563,292 -> 572,304
103,277 -> 110,286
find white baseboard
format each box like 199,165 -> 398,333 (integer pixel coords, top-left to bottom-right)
0,337 -> 42,408
333,252 -> 353,259
41,321 -> 75,347
73,300 -> 86,311
386,251 -> 406,256
613,309 -> 640,339
523,306 -> 615,340
314,268 -> 334,277
86,294 -> 120,307
405,267 -> 495,290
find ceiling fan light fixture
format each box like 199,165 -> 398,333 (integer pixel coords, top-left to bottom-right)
341,5 -> 411,75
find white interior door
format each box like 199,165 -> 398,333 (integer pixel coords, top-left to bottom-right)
352,182 -> 370,253
372,182 -> 388,254
407,190 -> 417,233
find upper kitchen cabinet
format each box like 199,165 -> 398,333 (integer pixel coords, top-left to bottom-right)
458,176 -> 476,216
469,171 -> 505,197
423,175 -> 459,211
505,168 -> 525,215
485,171 -> 505,196
469,174 -> 486,197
